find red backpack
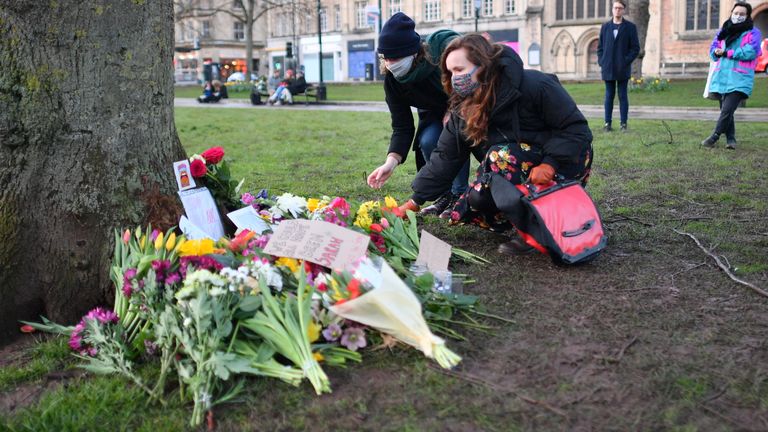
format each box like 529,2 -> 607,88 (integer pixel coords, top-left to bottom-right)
491,178 -> 606,265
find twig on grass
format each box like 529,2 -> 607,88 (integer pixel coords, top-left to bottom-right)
426,364 -> 568,418
700,386 -> 728,404
594,336 -> 638,364
603,215 -> 654,226
673,229 -> 768,298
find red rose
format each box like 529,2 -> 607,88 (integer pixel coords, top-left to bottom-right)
190,159 -> 207,178
201,146 -> 225,164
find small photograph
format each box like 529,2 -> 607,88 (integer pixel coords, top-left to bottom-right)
173,160 -> 196,191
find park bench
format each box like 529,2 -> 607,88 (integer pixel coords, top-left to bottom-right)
292,84 -> 320,105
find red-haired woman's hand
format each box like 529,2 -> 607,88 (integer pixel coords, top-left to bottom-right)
529,163 -> 555,185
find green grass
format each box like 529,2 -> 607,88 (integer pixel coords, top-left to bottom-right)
0,338 -> 71,392
177,76 -> 768,107
3,108 -> 767,431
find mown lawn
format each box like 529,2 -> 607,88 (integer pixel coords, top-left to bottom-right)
176,75 -> 768,107
2,108 -> 767,431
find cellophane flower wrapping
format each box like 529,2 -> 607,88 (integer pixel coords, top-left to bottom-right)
329,258 -> 461,369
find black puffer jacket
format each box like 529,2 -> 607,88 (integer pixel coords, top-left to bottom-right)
384,72 -> 447,162
411,46 -> 593,204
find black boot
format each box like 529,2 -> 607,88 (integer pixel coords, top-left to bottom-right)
701,133 -> 719,148
498,235 -> 536,256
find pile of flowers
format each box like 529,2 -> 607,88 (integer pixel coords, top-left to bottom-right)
629,76 -> 670,93
26,162 -> 502,427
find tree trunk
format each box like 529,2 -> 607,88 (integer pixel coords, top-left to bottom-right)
0,0 -> 185,344
632,0 -> 650,77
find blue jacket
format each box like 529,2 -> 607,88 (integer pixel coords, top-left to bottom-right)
597,19 -> 640,81
709,28 -> 762,97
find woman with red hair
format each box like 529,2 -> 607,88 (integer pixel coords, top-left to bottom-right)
398,34 -> 593,255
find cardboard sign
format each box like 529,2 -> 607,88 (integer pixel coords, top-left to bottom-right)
416,230 -> 452,272
173,160 -> 196,191
227,206 -> 272,234
263,219 -> 370,269
178,187 -> 225,240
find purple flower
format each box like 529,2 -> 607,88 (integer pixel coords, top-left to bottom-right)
151,259 -> 171,283
144,339 -> 159,356
84,307 -> 119,325
150,229 -> 159,242
241,192 -> 255,205
340,327 -> 367,351
322,323 -> 343,342
165,272 -> 181,286
256,188 -> 269,199
122,283 -> 133,299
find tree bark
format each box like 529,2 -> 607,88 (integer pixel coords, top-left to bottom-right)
0,0 -> 185,344
631,0 -> 650,77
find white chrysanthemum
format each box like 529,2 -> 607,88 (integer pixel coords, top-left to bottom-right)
271,193 -> 308,218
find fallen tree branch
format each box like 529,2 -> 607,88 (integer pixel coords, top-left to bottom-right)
673,229 -> 768,298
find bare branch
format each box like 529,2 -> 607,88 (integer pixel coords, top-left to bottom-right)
673,229 -> 768,298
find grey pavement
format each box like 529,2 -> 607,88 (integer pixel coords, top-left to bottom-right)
175,98 -> 768,122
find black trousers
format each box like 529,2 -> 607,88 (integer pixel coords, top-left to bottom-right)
713,91 -> 747,140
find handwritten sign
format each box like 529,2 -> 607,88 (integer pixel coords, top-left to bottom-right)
416,230 -> 452,272
178,187 -> 225,240
263,220 -> 370,269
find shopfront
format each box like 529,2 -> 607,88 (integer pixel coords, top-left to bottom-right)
347,39 -> 375,80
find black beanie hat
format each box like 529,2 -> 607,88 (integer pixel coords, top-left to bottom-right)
377,12 -> 421,59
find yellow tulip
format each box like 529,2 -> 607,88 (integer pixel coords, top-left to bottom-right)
384,196 -> 398,208
139,235 -> 146,249
177,239 -> 215,257
313,352 -> 325,362
307,321 -> 321,343
165,232 -> 177,251
276,257 -> 300,273
154,232 -> 164,250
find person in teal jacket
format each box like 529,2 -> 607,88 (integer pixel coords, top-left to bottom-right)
702,2 -> 762,150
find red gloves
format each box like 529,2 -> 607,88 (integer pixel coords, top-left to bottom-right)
396,199 -> 420,217
529,163 -> 555,185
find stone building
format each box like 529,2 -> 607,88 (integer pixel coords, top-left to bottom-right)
175,0 -> 768,83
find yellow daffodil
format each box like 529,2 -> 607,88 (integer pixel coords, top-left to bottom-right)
384,196 -> 398,208
313,352 -> 325,362
276,257 -> 300,273
307,321 -> 321,343
307,198 -> 320,212
177,238 -> 215,257
354,211 -> 373,230
165,232 -> 177,251
154,232 -> 164,250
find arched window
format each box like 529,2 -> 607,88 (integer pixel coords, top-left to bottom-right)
587,39 -> 600,77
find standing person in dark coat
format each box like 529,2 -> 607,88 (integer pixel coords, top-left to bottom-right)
396,35 -> 593,256
366,12 -> 469,218
597,0 -> 640,132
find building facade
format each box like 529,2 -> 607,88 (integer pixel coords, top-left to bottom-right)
174,2 -> 268,84
175,0 -> 768,83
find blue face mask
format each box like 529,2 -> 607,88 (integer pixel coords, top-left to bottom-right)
451,66 -> 480,97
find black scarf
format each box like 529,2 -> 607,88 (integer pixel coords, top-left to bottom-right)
717,18 -> 754,47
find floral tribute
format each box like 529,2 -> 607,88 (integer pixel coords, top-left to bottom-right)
24,154 -> 506,428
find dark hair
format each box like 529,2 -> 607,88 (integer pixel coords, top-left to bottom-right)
440,34 -> 504,147
732,1 -> 752,16
613,0 -> 626,8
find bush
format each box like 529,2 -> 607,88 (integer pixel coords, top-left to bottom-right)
629,76 -> 670,93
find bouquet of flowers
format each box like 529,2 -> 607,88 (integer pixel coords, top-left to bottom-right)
189,146 -> 244,210
326,257 -> 462,369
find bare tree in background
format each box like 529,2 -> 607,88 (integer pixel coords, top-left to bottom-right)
175,0 -> 316,83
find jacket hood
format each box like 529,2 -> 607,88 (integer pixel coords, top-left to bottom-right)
491,45 -> 524,116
